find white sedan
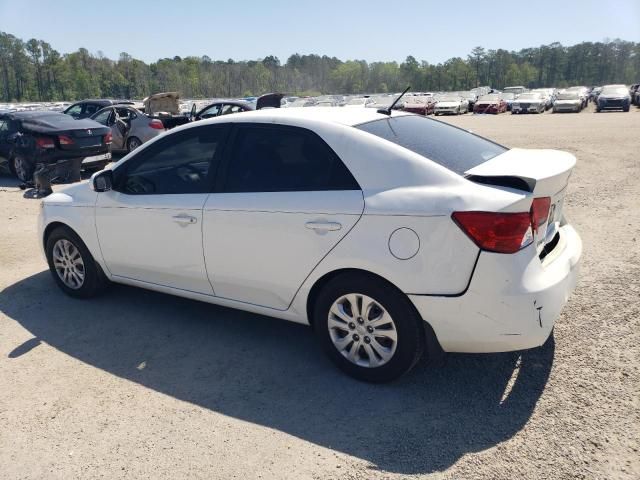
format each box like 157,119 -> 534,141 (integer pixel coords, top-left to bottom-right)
38,108 -> 582,382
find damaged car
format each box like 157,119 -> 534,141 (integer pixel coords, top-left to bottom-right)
90,105 -> 165,152
0,111 -> 111,182
191,93 -> 284,121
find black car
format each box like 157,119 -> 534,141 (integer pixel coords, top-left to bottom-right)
191,93 -> 284,120
64,99 -> 134,120
0,111 -> 111,182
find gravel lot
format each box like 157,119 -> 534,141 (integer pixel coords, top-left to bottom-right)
1,105 -> 639,479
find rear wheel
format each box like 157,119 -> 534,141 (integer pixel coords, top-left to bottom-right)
10,154 -> 33,182
45,226 -> 108,298
314,273 -> 425,382
127,136 -> 142,152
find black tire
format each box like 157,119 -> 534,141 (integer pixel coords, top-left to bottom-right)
313,272 -> 426,383
45,226 -> 108,298
127,136 -> 142,152
623,107 -> 630,112
9,154 -> 34,182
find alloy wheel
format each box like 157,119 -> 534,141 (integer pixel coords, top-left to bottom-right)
13,156 -> 29,182
52,239 -> 85,289
327,293 -> 398,368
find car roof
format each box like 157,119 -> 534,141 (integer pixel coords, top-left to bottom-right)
199,106 -> 412,127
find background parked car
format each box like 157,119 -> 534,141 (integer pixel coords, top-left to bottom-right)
596,84 -> 631,112
63,99 -> 134,120
552,91 -> 584,113
90,105 -> 165,152
401,95 -> 435,115
511,92 -> 546,114
566,86 -> 590,108
0,111 -> 111,182
473,94 -> 507,114
433,95 -> 468,115
191,93 -> 284,120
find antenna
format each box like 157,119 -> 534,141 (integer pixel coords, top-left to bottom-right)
378,85 -> 411,115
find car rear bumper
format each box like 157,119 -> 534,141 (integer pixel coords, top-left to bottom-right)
409,224 -> 582,353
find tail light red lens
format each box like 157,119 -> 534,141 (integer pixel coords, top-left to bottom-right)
103,131 -> 113,144
530,197 -> 551,233
58,134 -> 74,145
35,137 -> 55,149
452,211 -> 533,254
149,119 -> 164,129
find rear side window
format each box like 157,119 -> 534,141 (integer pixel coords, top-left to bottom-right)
222,125 -> 359,192
357,115 -> 507,175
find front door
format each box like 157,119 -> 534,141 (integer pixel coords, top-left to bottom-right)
95,124 -> 229,294
203,124 -> 364,310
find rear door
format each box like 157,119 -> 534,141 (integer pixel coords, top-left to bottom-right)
202,123 -> 364,310
95,125 -> 229,294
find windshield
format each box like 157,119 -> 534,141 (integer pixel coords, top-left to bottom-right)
601,86 -> 628,96
517,93 -> 541,100
356,115 -> 507,175
346,98 -> 367,105
556,92 -> 580,100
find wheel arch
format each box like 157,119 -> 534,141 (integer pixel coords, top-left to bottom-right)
304,267 -> 444,357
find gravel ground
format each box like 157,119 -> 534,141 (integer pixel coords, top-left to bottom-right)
0,105 -> 639,479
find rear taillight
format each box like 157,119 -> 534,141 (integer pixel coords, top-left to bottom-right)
530,197 -> 551,234
453,197 -> 552,254
103,131 -> 113,144
58,134 -> 74,146
35,137 -> 55,149
149,119 -> 164,129
452,211 -> 533,254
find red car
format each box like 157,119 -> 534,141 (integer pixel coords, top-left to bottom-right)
473,94 -> 508,114
402,96 -> 436,115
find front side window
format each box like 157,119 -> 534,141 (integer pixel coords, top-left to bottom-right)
0,119 -> 7,132
357,115 -> 507,175
65,104 -> 82,118
114,126 -> 227,195
223,125 -> 359,193
199,104 -> 222,119
92,108 -> 113,126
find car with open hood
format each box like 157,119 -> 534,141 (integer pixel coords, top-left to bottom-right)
596,85 -> 631,112
0,111 -> 111,182
473,94 -> 507,114
511,92 -> 546,114
38,107 -> 581,382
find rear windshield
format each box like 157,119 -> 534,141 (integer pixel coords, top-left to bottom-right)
356,115 -> 507,175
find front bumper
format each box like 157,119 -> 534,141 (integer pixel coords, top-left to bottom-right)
410,224 -> 582,353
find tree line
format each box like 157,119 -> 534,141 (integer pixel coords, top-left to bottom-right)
1,31 -> 638,102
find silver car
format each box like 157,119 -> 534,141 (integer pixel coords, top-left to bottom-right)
90,105 -> 165,152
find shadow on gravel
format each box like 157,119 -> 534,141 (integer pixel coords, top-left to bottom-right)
0,271 -> 554,475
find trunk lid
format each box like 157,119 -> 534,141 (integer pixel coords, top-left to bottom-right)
256,93 -> 284,110
465,147 -> 576,253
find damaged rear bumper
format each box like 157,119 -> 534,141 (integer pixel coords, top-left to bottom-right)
409,224 -> 582,353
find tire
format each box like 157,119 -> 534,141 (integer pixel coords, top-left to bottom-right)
313,272 -> 426,383
623,107 -> 630,112
9,154 -> 34,182
45,226 -> 108,299
126,136 -> 142,152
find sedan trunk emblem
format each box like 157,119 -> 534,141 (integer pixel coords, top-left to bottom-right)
86,129 -> 92,135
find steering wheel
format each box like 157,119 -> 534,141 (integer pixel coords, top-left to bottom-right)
176,164 -> 203,183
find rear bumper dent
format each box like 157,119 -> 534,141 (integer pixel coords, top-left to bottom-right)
410,224 -> 582,353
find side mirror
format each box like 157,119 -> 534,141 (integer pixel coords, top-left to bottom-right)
91,169 -> 113,192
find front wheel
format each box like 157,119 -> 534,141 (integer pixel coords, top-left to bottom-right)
314,273 -> 426,382
45,226 -> 108,298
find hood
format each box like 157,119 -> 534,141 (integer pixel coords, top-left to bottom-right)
435,101 -> 459,107
43,181 -> 97,207
599,93 -> 629,100
555,99 -> 581,104
256,93 -> 284,110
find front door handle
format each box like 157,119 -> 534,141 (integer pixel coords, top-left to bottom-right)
305,221 -> 342,232
172,214 -> 198,225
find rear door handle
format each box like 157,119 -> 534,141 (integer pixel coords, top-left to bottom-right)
172,214 -> 198,225
305,221 -> 342,231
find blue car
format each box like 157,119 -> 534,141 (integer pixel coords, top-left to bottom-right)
596,85 -> 631,112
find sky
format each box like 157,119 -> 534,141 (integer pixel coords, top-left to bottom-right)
1,0 -> 638,64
